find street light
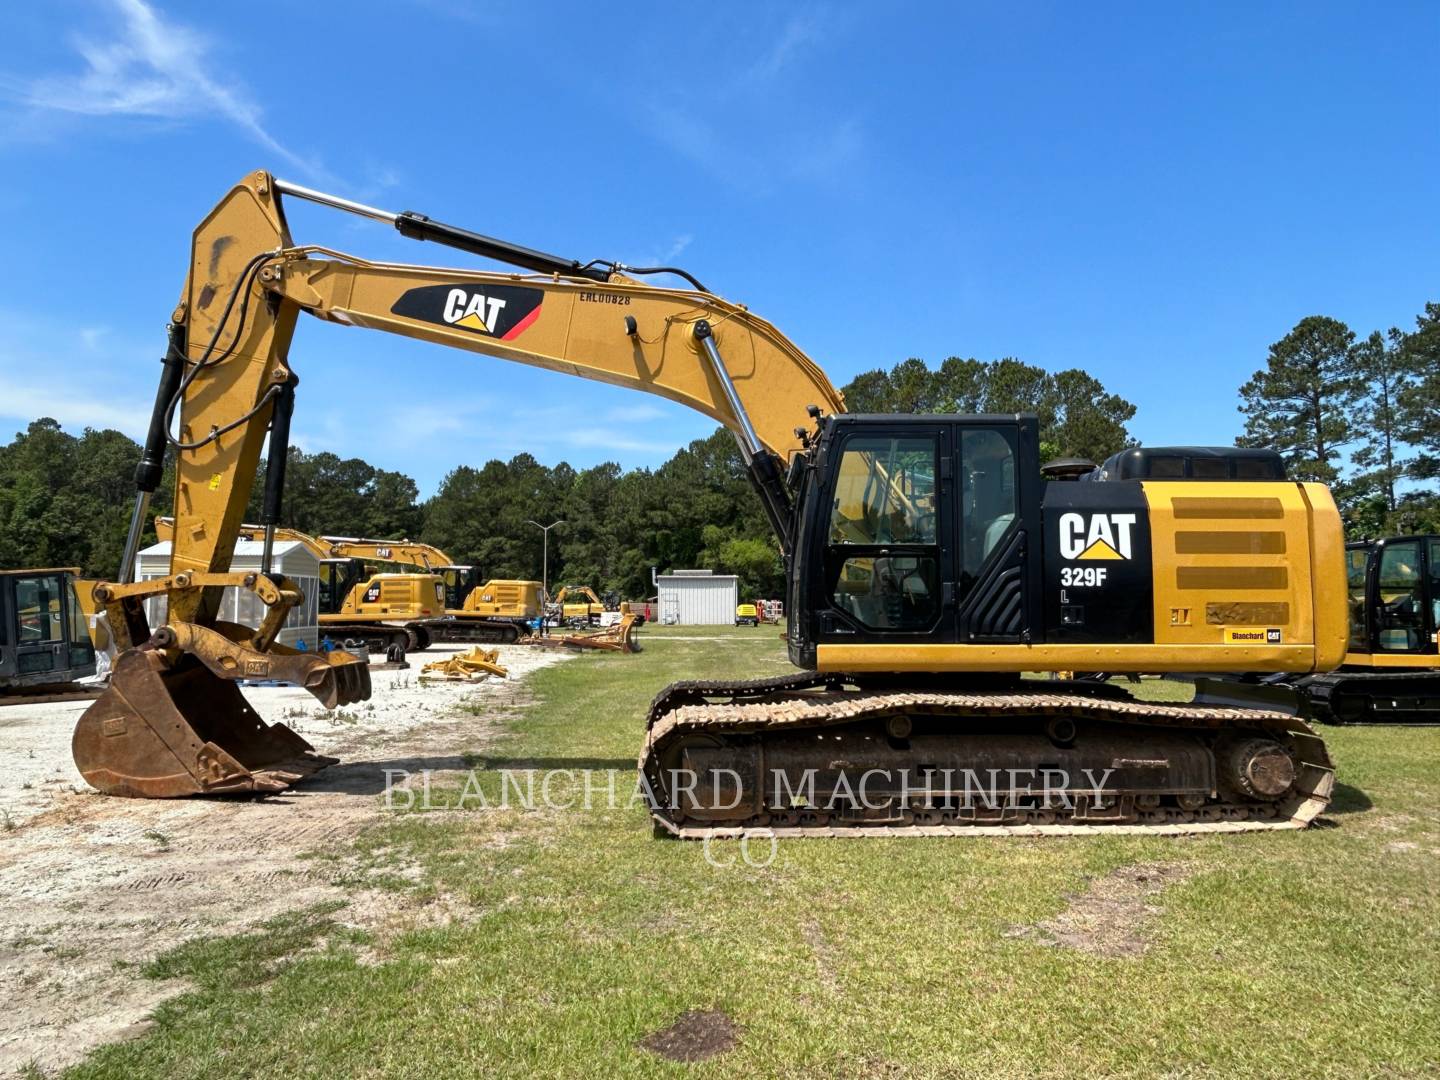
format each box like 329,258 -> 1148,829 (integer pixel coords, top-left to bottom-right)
526,519 -> 564,600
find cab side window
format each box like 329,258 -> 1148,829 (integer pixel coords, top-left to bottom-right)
828,435 -> 940,631
1376,541 -> 1423,651
960,428 -> 1017,584
1345,547 -> 1369,647
829,437 -> 936,545
15,575 -> 63,643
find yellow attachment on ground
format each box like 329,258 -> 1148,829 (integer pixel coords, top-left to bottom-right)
419,646 -> 508,682
521,613 -> 642,653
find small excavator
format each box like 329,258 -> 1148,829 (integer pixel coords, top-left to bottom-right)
550,585 -> 606,626
75,171 -> 1345,836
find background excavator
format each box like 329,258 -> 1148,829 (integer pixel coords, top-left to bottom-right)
154,517 -> 542,647
155,516 -> 443,652
1,568 -> 98,701
76,170 -> 1344,836
550,585 -> 606,626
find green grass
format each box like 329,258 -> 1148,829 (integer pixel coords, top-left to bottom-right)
69,628 -> 1440,1079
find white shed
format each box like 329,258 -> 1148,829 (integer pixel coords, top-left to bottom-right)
655,569 -> 739,625
135,540 -> 321,649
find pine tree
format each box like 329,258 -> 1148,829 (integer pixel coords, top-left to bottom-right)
1237,315 -> 1358,484
1348,329 -> 1412,512
1398,302 -> 1440,479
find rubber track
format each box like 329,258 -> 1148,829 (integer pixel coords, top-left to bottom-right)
640,680 -> 1334,839
1299,669 -> 1440,724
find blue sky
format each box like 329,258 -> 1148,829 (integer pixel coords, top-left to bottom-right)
1,1 -> 1435,495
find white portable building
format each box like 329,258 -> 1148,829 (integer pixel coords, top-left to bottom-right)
655,569 -> 739,625
134,540 -> 321,649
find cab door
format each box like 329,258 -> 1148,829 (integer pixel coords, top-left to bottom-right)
816,424 -> 956,646
953,421 -> 1041,644
1365,537 -> 1438,655
10,572 -> 69,679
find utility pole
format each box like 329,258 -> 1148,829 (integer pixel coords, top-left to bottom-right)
526,519 -> 564,601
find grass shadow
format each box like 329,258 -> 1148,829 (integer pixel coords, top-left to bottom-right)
1327,782 -> 1374,815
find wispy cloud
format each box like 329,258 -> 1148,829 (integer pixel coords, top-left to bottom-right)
625,233 -> 694,270
644,100 -> 863,194
740,13 -> 824,85
603,403 -> 668,423
558,428 -> 685,455
7,0 -> 329,180
637,10 -> 863,193
0,312 -> 152,438
0,374 -> 147,437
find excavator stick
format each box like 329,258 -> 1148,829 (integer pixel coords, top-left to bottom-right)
73,623 -> 368,797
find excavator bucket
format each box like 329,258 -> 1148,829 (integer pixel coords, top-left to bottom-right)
73,628 -> 369,798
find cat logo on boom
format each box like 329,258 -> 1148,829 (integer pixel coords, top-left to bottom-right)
443,289 -> 506,333
1058,512 -> 1136,560
389,283 -> 545,341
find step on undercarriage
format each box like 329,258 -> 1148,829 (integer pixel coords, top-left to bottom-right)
640,674 -> 1334,839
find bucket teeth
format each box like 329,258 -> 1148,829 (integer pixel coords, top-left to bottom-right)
72,624 -> 370,799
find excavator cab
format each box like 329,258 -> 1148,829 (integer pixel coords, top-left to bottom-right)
1,569 -> 97,693
1270,536 -> 1440,724
436,565 -> 485,611
1347,537 -> 1440,657
791,414 -> 1042,666
318,558 -> 369,615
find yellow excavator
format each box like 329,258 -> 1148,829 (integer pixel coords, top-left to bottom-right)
154,516 -> 444,652
1212,533 -> 1440,724
1,569 -> 98,701
154,517 -> 541,646
75,170 -> 1344,837
302,535 -> 545,641
550,585 -> 606,626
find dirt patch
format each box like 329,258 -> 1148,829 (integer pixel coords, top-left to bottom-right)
0,643 -> 571,1075
640,1009 -> 738,1062
1008,862 -> 1195,957
803,917 -> 841,996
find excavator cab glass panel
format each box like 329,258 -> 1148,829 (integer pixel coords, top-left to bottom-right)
15,575 -> 63,644
959,428 -> 1018,588
828,436 -> 937,545
12,573 -> 64,676
1346,545 -> 1370,647
1428,539 -> 1440,646
66,578 -> 95,669
826,434 -> 941,631
319,559 -> 368,615
1375,540 -> 1425,652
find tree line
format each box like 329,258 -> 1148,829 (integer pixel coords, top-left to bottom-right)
0,355 -> 1137,600
0,420 -> 780,600
3,312 -> 1433,598
1237,301 -> 1440,536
